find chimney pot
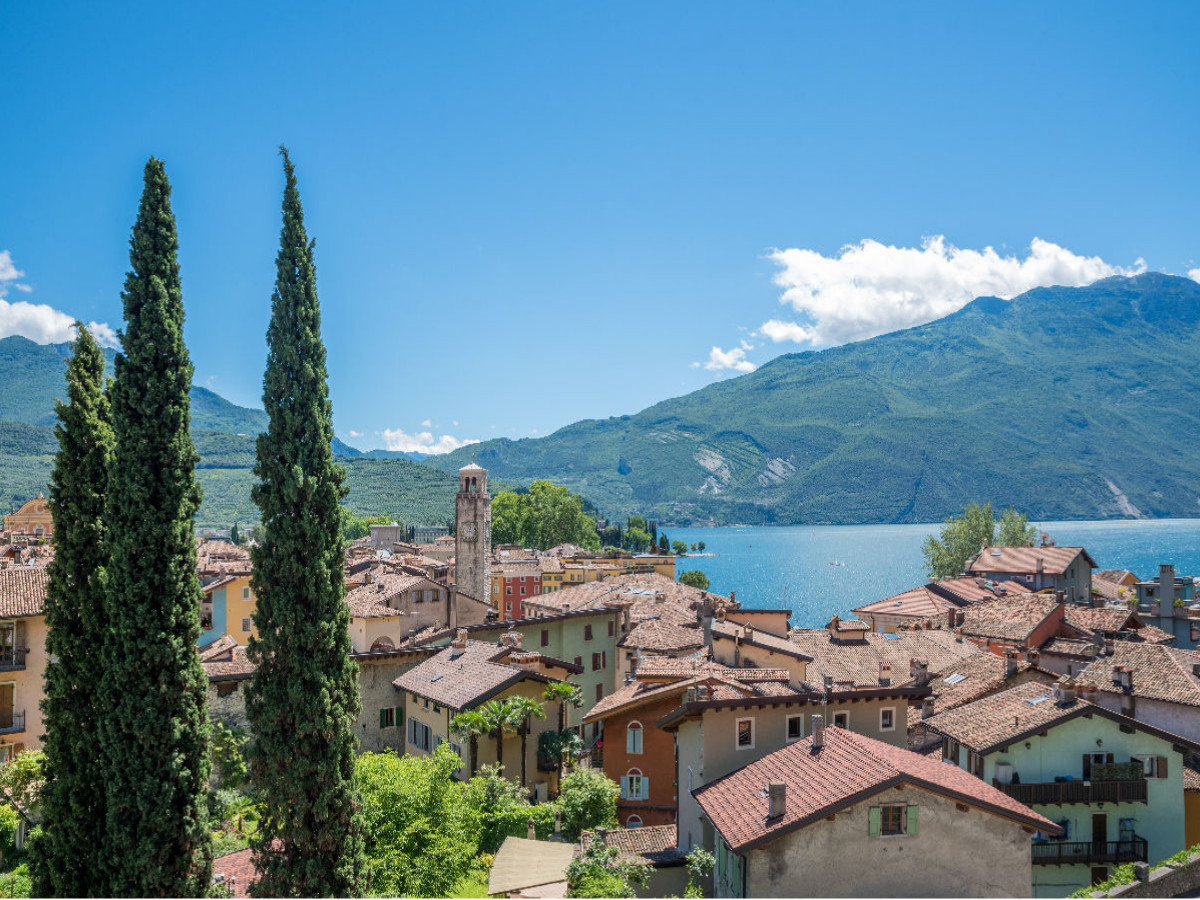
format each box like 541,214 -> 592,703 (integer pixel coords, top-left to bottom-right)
768,781 -> 786,819
1005,648 -> 1018,678
921,698 -> 935,720
812,714 -> 825,749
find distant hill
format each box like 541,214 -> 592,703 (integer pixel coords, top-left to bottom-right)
428,273 -> 1200,525
0,335 -> 457,527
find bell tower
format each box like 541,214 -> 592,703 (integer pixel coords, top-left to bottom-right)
454,463 -> 491,606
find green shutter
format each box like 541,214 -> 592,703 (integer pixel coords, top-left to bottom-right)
396,706 -> 404,730
906,806 -> 919,835
868,806 -> 881,836
379,708 -> 387,728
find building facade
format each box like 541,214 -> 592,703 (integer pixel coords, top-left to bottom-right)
455,463 -> 491,604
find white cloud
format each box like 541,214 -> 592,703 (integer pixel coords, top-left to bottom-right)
0,250 -> 118,348
380,427 -> 478,455
452,420 -> 459,427
348,430 -> 362,438
420,419 -> 432,427
762,236 -> 1144,348
703,345 -> 757,373
1189,268 -> 1200,283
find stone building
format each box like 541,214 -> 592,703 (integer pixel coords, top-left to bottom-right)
455,463 -> 491,606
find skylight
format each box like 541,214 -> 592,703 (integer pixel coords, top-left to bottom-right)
1025,695 -> 1051,705
944,673 -> 966,685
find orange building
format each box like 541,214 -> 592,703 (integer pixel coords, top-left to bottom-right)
3,495 -> 52,539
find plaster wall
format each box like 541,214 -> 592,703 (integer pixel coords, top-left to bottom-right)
354,657 -> 418,753
740,785 -> 1033,898
5,615 -> 47,753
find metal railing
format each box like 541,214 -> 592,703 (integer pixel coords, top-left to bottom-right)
0,711 -> 25,735
1032,836 -> 1147,866
0,650 -> 25,671
995,778 -> 1147,806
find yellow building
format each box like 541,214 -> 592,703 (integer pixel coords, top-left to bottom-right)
0,567 -> 50,759
3,494 -> 53,539
561,553 -> 677,582
200,573 -> 259,648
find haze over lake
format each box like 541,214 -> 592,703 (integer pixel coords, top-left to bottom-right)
668,519 -> 1200,629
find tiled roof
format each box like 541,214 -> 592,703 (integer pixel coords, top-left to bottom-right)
585,660 -> 793,722
926,652 -> 1052,715
212,848 -> 255,898
635,656 -> 789,683
393,640 -> 557,710
911,593 -> 1062,643
200,634 -> 239,661
344,573 -> 431,618
1091,579 -> 1133,605
967,546 -> 1095,576
1184,768 -> 1200,793
932,577 -> 1030,604
201,574 -> 238,595
1064,606 -> 1135,635
1075,643 -> 1200,708
581,825 -> 683,866
1096,569 -> 1140,585
622,615 -> 704,653
527,572 -> 729,616
788,628 -> 980,688
693,726 -> 1059,853
0,567 -> 48,617
923,682 -> 1094,752
1039,638 -> 1099,658
1132,625 -> 1177,645
853,586 -> 956,621
201,644 -> 255,682
711,620 -> 813,662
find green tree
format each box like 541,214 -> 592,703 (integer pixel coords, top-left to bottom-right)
682,847 -> 715,898
624,527 -> 652,553
555,768 -> 618,841
541,682 -> 584,783
679,570 -> 710,590
450,709 -> 490,777
697,541 -> 706,553
245,149 -> 365,896
230,521 -> 241,546
566,841 -> 649,898
490,482 -> 601,550
672,540 -> 688,556
921,501 -> 996,580
357,747 -> 477,898
99,158 -> 212,896
507,696 -> 546,789
490,491 -> 527,546
32,324 -> 113,897
658,534 -> 669,554
478,699 -> 521,777
997,507 -> 1037,547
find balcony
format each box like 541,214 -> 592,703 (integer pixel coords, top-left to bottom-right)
995,778 -> 1147,806
1032,836 -> 1147,866
0,650 -> 25,672
0,711 -> 25,736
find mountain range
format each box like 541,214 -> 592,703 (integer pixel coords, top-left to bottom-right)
4,272 -> 1200,528
426,273 -> 1200,525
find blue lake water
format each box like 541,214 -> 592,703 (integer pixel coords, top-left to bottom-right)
666,519 -> 1200,629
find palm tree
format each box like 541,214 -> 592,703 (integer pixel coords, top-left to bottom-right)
479,699 -> 520,776
506,696 -> 547,789
449,709 -> 489,777
542,682 -> 584,784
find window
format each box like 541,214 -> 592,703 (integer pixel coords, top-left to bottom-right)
521,586 -> 526,595
1082,752 -> 1113,779
608,621 -> 615,637
407,719 -> 432,751
621,769 -> 649,800
1136,755 -> 1168,778
736,718 -> 755,749
541,629 -> 550,648
493,584 -> 499,594
574,656 -> 583,668
425,589 -> 434,603
506,602 -> 512,613
626,815 -> 643,828
595,684 -> 603,703
967,750 -> 984,778
585,625 -> 594,641
942,738 -> 961,765
379,707 -> 398,729
833,711 -> 849,729
413,590 -> 423,603
241,587 -> 250,600
880,707 -> 895,732
869,804 -> 917,837
627,722 -> 644,754
592,652 -> 605,671
507,586 -> 512,595
786,715 -> 804,742
241,617 -> 252,633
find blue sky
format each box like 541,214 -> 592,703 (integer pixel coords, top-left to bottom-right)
2,2 -> 1198,451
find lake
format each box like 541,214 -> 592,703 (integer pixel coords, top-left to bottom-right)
665,519 -> 1200,629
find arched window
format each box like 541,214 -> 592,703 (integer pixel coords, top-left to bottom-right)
621,768 -> 648,801
626,721 -> 644,755
370,636 -> 396,652
626,815 -> 643,828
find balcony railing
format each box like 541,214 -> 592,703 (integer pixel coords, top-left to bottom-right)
0,711 -> 25,736
995,778 -> 1147,806
1032,836 -> 1147,866
0,650 -> 25,671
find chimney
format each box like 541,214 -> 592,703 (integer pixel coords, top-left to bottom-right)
954,610 -> 966,627
1082,681 -> 1100,703
812,714 -> 825,749
502,631 -> 523,649
1026,648 -> 1040,667
1105,639 -> 1115,657
1159,564 -> 1177,619
729,590 -> 736,605
1059,679 -> 1077,705
767,781 -> 786,819
561,602 -> 570,615
1036,557 -> 1044,574
527,817 -> 537,840
744,624 -> 755,642
1004,648 -> 1019,678
909,658 -> 929,687
686,686 -> 698,704
953,626 -> 964,643
451,629 -> 468,655
921,698 -> 935,720
1193,663 -> 1200,679
946,609 -> 956,628
878,662 -> 892,686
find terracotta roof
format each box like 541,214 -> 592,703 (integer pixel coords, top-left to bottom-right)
926,652 -> 1052,715
201,644 -> 255,682
932,577 -> 1031,604
212,848 -> 255,898
0,567 -> 48,617
344,572 -> 432,618
585,661 -> 793,723
635,656 -> 789,683
711,620 -> 814,663
622,615 -> 704,653
581,825 -> 684,866
967,546 -> 1096,576
1184,768 -> 1200,793
201,574 -> 238,595
1097,569 -> 1140,586
853,586 -> 956,621
393,639 -> 559,711
911,592 -> 1063,644
1039,638 -> 1099,659
526,572 -> 729,616
693,727 -> 1059,853
1064,606 -> 1136,635
788,628 -> 980,688
488,836 -> 576,896
923,682 -> 1093,753
1132,625 -> 1177,645
1075,643 -> 1200,708
200,634 -> 239,661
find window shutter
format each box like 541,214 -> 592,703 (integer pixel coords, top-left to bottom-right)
380,708 -> 387,728
641,778 -> 650,800
396,707 -> 403,729
620,776 -> 629,799
868,807 -> 881,836
1082,754 -> 1092,780
12,743 -> 23,755
1157,756 -> 1168,778
905,806 -> 919,836
1105,753 -> 1114,764
14,622 -> 24,654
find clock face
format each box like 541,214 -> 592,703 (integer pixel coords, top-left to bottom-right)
460,522 -> 477,542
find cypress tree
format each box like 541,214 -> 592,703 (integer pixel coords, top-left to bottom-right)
246,148 -> 365,896
31,323 -> 113,897
99,158 -> 212,895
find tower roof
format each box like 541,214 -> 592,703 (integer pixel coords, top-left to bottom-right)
459,463 -> 485,472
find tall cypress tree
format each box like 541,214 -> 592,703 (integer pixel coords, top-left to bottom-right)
100,158 -> 212,896
246,149 -> 365,896
31,323 -> 113,897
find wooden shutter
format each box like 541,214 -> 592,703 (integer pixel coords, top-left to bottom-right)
1156,756 -> 1168,778
905,806 -> 919,835
620,776 -> 629,799
640,778 -> 650,800
380,708 -> 387,728
14,622 -> 24,656
868,806 -> 881,836
1082,754 -> 1092,779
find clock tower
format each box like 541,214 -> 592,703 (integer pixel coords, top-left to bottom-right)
455,463 -> 491,607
